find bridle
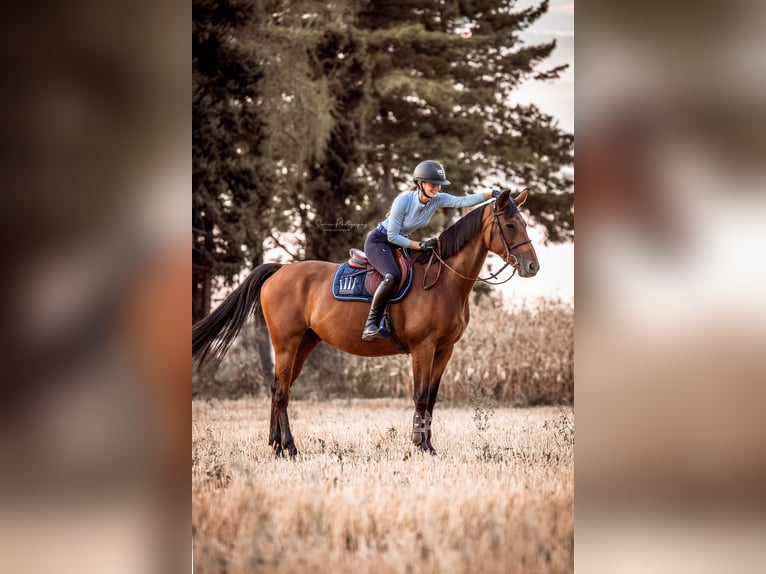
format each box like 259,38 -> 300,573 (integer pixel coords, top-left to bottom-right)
423,199 -> 532,290
491,198 -> 532,270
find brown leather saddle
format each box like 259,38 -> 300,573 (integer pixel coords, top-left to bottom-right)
347,248 -> 411,296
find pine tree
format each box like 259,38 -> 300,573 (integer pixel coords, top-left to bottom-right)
301,25 -> 373,261
192,0 -> 274,321
357,0 -> 573,239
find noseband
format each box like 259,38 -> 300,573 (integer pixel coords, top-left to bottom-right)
422,199 -> 531,289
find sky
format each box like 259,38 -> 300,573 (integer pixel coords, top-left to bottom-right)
501,0 -> 574,306
512,0 -> 574,133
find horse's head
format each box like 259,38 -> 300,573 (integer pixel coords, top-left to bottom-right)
486,188 -> 539,278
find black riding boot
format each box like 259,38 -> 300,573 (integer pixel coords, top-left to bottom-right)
361,273 -> 396,341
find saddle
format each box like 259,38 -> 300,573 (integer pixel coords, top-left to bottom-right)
347,248 -> 410,294
331,248 -> 413,303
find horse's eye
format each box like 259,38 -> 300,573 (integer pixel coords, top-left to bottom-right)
504,223 -> 515,231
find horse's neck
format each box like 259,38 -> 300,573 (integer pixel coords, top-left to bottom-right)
442,231 -> 489,298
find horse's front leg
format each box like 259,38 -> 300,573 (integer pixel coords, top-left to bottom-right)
412,410 -> 434,454
423,346 -> 455,455
410,347 -> 437,455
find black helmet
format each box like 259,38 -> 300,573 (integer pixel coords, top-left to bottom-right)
413,160 -> 450,186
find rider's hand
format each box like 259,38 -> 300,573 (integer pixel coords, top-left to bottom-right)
491,189 -> 502,199
420,238 -> 438,251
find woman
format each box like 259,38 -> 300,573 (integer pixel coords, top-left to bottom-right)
361,160 -> 500,340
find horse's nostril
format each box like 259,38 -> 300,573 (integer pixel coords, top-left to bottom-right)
529,262 -> 536,272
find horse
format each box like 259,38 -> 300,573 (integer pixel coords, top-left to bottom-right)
192,188 -> 539,456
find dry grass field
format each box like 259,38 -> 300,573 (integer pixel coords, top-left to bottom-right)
193,398 -> 573,573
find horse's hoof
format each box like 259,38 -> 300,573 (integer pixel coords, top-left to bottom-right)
416,442 -> 436,455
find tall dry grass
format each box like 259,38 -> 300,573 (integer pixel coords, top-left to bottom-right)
192,398 -> 574,573
193,296 -> 573,406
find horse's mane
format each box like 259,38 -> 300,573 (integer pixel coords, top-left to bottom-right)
414,197 -> 518,263
414,204 -> 486,263
438,205 -> 487,259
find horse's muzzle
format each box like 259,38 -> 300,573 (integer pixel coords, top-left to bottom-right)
518,258 -> 539,278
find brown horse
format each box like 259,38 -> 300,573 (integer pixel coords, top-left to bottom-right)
192,189 -> 539,456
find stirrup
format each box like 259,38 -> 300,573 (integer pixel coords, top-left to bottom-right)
362,315 -> 390,341
377,312 -> 391,339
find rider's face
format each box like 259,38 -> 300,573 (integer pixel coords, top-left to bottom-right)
421,182 -> 441,197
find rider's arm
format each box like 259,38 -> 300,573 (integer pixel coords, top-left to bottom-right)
436,191 -> 491,209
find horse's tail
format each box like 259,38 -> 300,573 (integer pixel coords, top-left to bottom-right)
192,263 -> 283,367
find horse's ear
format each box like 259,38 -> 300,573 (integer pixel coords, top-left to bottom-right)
497,189 -> 512,209
514,188 -> 529,207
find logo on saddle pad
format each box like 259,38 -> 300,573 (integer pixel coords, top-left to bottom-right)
338,275 -> 359,294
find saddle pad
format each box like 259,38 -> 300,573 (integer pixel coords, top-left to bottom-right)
331,263 -> 413,303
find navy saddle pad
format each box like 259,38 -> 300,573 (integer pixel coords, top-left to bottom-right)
331,263 -> 412,303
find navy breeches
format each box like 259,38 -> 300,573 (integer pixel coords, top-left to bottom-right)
363,229 -> 402,283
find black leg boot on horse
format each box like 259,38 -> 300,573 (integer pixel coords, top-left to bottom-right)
361,273 -> 396,341
411,411 -> 435,455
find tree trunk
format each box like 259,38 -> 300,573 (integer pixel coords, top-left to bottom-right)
192,268 -> 211,324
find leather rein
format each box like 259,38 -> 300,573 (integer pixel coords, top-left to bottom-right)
423,200 -> 532,290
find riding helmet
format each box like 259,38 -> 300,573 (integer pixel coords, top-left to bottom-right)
413,160 -> 450,186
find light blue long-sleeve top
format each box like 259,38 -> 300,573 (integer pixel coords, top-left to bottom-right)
378,190 -> 487,248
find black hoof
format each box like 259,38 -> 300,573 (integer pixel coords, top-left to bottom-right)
271,443 -> 298,459
416,442 -> 437,456
270,437 -> 285,458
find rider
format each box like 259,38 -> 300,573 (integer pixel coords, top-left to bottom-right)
361,160 -> 501,340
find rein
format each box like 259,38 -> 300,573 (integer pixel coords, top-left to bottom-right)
422,200 -> 531,290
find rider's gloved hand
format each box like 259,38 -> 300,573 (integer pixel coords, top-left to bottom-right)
491,189 -> 502,199
419,238 -> 438,251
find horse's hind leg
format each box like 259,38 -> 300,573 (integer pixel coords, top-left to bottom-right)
269,330 -> 321,458
268,378 -> 285,456
269,377 -> 296,457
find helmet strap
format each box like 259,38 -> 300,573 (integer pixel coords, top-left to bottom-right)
416,181 -> 434,203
